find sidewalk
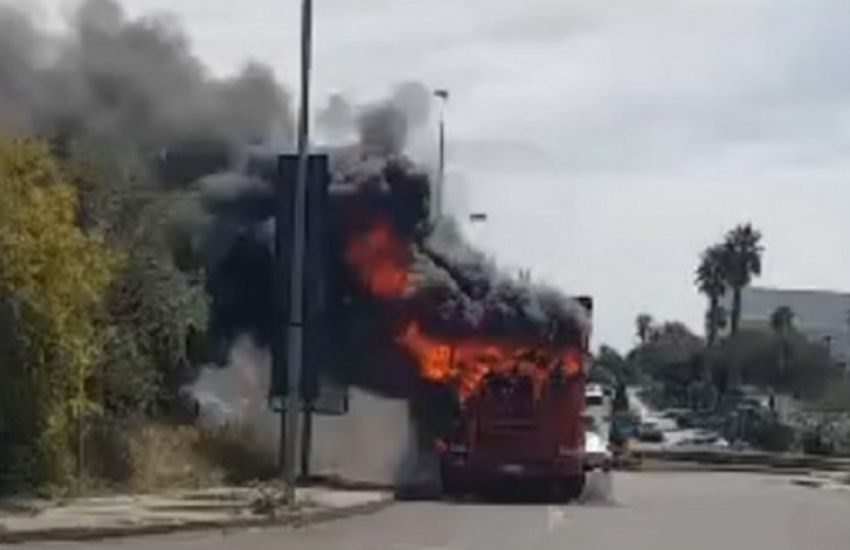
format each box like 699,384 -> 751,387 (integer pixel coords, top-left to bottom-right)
0,486 -> 392,544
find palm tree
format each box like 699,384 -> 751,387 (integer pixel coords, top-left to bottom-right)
770,305 -> 794,375
636,313 -> 655,345
721,224 -> 764,335
705,305 -> 727,342
696,244 -> 728,345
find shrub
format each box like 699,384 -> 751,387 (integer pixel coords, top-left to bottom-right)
0,137 -> 117,491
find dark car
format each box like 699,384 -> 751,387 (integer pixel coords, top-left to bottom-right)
638,422 -> 665,443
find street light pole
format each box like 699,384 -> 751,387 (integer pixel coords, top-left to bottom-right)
433,89 -> 449,220
283,0 -> 313,507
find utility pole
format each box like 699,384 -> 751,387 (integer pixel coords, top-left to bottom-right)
433,89 -> 449,221
282,0 -> 314,507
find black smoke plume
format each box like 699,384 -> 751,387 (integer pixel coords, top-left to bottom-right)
0,0 -> 588,404
195,145 -> 589,401
0,0 -> 292,166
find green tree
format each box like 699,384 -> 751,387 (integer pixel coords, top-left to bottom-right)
711,327 -> 836,399
588,362 -> 616,387
632,322 -> 705,407
0,137 -> 118,490
104,253 -> 208,415
696,244 -> 728,345
596,344 -> 640,386
65,138 -> 209,419
720,224 -> 764,335
636,313 -> 655,345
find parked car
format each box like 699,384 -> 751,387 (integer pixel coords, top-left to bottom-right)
674,430 -> 729,448
638,421 -> 665,443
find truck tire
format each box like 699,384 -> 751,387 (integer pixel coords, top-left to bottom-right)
559,474 -> 586,502
440,466 -> 464,500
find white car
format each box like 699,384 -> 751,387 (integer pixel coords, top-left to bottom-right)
674,430 -> 730,448
584,430 -> 613,472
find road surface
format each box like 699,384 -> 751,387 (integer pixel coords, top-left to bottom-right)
13,472 -> 850,550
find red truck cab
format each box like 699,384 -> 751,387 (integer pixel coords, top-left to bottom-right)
439,298 -> 592,500
439,362 -> 586,499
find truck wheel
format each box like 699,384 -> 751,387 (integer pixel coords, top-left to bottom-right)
440,468 -> 464,500
559,474 -> 586,502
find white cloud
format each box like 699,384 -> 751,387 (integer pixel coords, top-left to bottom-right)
44,0 -> 850,349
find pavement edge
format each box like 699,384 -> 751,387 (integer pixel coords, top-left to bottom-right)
0,494 -> 395,545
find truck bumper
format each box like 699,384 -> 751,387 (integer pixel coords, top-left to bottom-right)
441,453 -> 584,485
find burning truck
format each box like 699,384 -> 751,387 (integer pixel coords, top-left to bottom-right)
195,107 -> 592,499
431,301 -> 593,500
0,0 -> 593,498
314,148 -> 593,498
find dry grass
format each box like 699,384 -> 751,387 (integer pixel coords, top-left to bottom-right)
193,423 -> 278,485
96,420 -> 277,494
127,425 -> 223,493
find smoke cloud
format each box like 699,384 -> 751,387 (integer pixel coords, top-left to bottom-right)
0,0 -> 293,157
193,336 -> 278,460
0,0 -> 588,485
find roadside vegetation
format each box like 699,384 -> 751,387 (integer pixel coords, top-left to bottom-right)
0,136 -> 229,496
0,0 -> 292,496
595,223 -> 850,455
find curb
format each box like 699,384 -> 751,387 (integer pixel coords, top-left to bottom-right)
299,476 -> 394,493
633,450 -> 850,472
633,459 -> 814,476
790,478 -> 826,488
0,496 -> 394,545
790,478 -> 850,492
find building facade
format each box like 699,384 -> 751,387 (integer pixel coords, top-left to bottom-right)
727,287 -> 850,369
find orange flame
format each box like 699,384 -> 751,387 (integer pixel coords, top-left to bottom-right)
398,321 -> 579,401
344,220 -> 583,401
345,223 -> 410,298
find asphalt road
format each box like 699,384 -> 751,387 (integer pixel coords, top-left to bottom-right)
16,472 -> 850,550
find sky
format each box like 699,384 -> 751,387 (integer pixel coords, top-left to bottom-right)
37,0 -> 850,350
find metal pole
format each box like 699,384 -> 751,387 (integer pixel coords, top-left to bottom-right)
300,402 -> 314,480
433,90 -> 448,221
437,115 -> 445,218
284,0 -> 313,506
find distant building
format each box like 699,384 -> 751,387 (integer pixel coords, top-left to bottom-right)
725,287 -> 850,369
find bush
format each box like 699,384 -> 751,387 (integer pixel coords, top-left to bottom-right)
801,427 -> 836,456
748,420 -> 795,453
0,137 -> 118,492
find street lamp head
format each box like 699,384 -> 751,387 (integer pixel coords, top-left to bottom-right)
434,89 -> 450,101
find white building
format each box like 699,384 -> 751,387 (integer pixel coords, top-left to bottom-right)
727,287 -> 850,369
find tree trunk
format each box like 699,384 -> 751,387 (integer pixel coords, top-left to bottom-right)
707,296 -> 719,345
731,287 -> 742,335
778,338 -> 787,375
